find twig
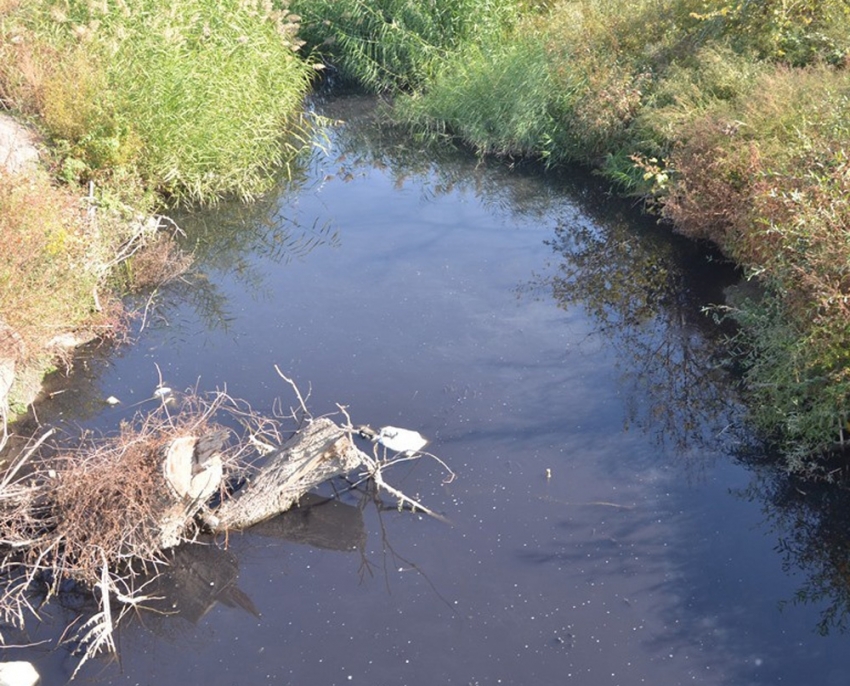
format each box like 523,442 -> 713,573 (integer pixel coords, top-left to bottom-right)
335,405 -> 450,523
368,466 -> 450,524
274,366 -> 311,418
0,428 -> 55,490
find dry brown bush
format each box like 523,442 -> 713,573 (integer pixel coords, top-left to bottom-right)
0,169 -> 98,364
662,116 -> 761,251
127,232 -> 194,291
0,391 -> 265,652
45,395 -> 244,583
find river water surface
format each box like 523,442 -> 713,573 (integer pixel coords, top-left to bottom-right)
10,95 -> 850,685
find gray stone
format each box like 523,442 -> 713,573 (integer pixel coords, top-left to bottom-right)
0,114 -> 40,175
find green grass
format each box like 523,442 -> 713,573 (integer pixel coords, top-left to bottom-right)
394,33 -> 556,159
1,0 -> 316,204
380,0 -> 850,468
291,0 -> 522,92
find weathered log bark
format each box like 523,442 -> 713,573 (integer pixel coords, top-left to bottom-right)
209,417 -> 368,531
157,433 -> 225,548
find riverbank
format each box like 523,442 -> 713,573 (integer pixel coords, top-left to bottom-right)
0,113 -> 127,431
293,0 -> 850,473
2,0 -> 849,473
0,0 -> 316,437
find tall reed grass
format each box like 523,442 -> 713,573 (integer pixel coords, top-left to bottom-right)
291,0 -> 521,92
1,0 -> 316,203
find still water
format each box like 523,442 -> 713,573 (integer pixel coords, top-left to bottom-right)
11,95 -> 850,685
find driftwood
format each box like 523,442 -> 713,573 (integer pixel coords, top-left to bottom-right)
159,433 -> 225,548
0,386 -> 451,676
208,417 -> 368,531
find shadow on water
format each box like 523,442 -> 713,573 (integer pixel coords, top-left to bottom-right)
8,93 -> 850,684
742,468 -> 850,636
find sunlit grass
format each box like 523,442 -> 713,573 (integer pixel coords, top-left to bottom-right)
0,0 -> 316,203
291,0 -> 521,92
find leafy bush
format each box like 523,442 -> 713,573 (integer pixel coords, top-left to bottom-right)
688,0 -> 850,66
291,0 -> 521,92
660,65 -> 850,460
0,0 -> 315,203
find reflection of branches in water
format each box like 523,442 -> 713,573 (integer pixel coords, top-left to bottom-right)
315,93 -> 574,222
351,480 -> 458,617
135,199 -> 339,338
738,469 -> 850,635
528,213 -> 744,459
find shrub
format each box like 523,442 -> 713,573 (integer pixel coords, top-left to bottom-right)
0,0 -> 315,203
0,167 -> 111,411
291,0 -> 521,92
688,0 -> 850,66
659,65 -> 850,460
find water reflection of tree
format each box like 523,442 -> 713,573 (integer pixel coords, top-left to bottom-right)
739,469 -> 850,635
317,92 -> 573,221
532,211 -> 743,458
156,182 -> 340,335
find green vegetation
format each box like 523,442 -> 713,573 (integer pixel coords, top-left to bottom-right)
296,0 -> 850,472
2,0 -> 850,472
0,167 -> 114,413
291,0 -> 520,92
0,0 -> 315,203
0,0 -> 316,419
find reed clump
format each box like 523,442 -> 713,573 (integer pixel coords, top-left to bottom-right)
291,0 -> 520,92
0,0 -> 316,204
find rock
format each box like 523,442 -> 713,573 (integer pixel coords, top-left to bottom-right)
45,330 -> 97,352
0,322 -> 23,420
0,661 -> 40,686
0,114 -> 40,176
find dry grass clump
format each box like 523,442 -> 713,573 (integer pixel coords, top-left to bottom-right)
126,232 -> 194,291
0,169 -> 101,390
0,169 -> 95,355
44,394 -> 242,584
0,391 -> 265,654
0,166 -> 140,420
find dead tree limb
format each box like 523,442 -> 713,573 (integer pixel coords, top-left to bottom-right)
209,417 -> 368,531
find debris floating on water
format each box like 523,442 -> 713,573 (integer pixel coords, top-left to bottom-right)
358,425 -> 429,456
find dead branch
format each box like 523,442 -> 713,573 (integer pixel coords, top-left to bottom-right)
210,416 -> 368,531
0,377 -> 452,673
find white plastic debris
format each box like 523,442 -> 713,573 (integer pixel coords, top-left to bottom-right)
0,661 -> 39,686
153,387 -> 172,398
374,426 -> 428,455
105,396 -> 120,405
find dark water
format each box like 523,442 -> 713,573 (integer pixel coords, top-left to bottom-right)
8,95 -> 850,685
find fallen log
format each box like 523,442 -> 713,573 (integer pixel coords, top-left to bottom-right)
0,389 -> 449,673
209,417 -> 368,531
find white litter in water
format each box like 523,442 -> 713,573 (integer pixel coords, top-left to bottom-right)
153,387 -> 172,397
105,396 -> 120,405
374,426 -> 429,455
